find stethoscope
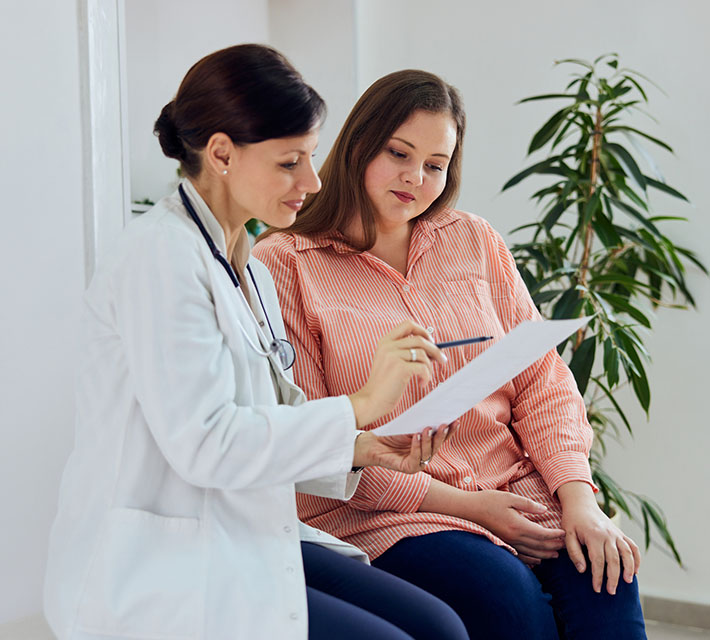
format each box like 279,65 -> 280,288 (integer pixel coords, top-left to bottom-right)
178,183 -> 296,370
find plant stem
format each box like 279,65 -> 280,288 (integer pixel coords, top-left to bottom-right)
575,107 -> 604,349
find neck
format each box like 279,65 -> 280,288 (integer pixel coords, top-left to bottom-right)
350,218 -> 414,276
189,175 -> 248,262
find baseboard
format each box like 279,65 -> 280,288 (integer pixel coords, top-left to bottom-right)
642,595 -> 710,630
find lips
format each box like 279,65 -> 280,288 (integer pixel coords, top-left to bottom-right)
391,190 -> 415,203
283,200 -> 305,211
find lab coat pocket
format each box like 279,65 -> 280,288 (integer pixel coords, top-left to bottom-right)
76,508 -> 203,639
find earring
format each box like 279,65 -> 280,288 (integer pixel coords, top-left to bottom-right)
222,170 -> 228,175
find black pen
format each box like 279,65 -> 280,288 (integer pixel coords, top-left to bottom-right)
435,336 -> 493,349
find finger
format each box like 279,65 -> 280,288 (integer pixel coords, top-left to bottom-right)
507,494 -> 549,515
618,537 -> 636,584
517,535 -> 566,552
444,420 -> 459,442
386,321 -> 435,343
408,361 -> 433,386
515,543 -> 560,560
418,427 -> 434,466
565,532 -> 587,575
589,540 -> 606,594
517,554 -> 542,566
430,423 -> 449,454
605,538 -> 621,595
624,535 -> 641,575
396,334 -> 446,365
402,347 -> 432,368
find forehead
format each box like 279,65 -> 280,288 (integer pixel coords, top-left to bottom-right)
391,110 -> 457,155
248,128 -> 320,155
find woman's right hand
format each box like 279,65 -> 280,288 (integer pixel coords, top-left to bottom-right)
462,490 -> 566,565
348,320 -> 447,428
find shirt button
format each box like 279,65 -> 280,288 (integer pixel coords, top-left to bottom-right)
258,320 -> 265,327
283,525 -> 292,533
402,284 -> 411,292
426,326 -> 435,334
463,476 -> 473,484
286,566 -> 295,574
290,613 -> 299,620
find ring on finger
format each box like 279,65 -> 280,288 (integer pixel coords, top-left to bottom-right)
409,348 -> 417,362
419,454 -> 432,465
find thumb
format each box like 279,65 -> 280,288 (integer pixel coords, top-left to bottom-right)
509,495 -> 548,514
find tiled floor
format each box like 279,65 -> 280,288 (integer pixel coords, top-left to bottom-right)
647,620 -> 710,639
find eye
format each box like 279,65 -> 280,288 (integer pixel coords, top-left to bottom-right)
426,163 -> 444,172
280,160 -> 298,170
388,148 -> 407,159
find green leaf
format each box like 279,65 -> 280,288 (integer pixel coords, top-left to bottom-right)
552,288 -> 584,319
502,158 -> 559,191
528,109 -> 571,154
517,93 -> 580,104
608,198 -> 662,238
619,184 -> 649,211
543,199 -> 573,231
642,500 -> 682,564
603,339 -> 620,388
556,58 -> 594,70
569,335 -> 595,395
581,189 -> 601,227
605,142 -> 647,191
597,292 -> 653,328
607,126 -> 674,153
644,176 -> 689,202
623,75 -> 648,102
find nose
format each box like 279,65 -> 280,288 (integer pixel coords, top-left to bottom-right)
298,158 -> 322,194
402,163 -> 424,187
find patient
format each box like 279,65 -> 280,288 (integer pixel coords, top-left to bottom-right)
253,69 -> 648,639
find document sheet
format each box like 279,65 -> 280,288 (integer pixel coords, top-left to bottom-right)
372,316 -> 591,436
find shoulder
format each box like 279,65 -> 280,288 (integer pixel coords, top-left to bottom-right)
252,232 -> 300,273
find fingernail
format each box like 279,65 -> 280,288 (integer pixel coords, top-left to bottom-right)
443,427 -> 449,436
442,353 -> 448,363
417,433 -> 421,441
575,563 -> 584,572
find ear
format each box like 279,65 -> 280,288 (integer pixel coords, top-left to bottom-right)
203,132 -> 237,176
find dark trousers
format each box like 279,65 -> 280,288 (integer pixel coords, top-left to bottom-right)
372,531 -> 647,640
302,541 -> 469,640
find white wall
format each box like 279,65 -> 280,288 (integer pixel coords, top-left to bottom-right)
0,0 -> 84,623
352,0 -> 710,605
126,0 -> 269,204
0,0 -> 270,625
270,0 -> 710,606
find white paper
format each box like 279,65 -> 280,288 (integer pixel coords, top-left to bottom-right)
372,316 -> 591,436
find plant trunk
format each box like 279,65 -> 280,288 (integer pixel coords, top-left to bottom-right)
575,107 -> 603,350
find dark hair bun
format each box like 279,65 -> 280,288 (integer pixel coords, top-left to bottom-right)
154,101 -> 185,161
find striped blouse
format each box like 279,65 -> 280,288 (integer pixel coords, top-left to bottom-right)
253,208 -> 594,560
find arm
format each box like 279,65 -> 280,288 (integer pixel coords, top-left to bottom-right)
254,235 -> 436,513
114,224 -> 359,491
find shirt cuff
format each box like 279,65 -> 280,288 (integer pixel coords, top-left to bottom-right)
536,450 -> 597,496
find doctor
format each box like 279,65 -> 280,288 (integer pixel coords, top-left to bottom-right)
44,45 -> 467,640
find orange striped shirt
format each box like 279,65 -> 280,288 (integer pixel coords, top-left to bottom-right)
253,209 -> 594,559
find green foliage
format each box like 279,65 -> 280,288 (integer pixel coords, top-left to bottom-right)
504,53 -> 706,565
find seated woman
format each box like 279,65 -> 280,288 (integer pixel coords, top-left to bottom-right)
253,69 -> 647,639
43,47 -> 468,640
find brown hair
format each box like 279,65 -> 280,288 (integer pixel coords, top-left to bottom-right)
154,44 -> 325,177
261,69 -> 465,249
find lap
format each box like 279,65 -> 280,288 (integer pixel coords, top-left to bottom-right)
372,531 -> 646,640
302,542 -> 467,640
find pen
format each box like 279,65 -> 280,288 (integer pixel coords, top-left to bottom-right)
435,336 -> 493,349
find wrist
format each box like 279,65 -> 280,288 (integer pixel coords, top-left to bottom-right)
348,391 -> 375,429
556,480 -> 596,509
351,430 -> 376,468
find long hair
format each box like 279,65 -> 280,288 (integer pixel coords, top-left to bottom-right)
262,69 -> 465,250
154,44 -> 325,177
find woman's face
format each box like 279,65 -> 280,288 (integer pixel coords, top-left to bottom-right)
228,128 -> 321,228
363,110 -> 457,233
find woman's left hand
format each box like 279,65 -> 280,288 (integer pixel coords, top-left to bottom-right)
557,481 -> 641,595
353,421 -> 458,474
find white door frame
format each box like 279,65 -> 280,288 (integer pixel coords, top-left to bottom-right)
77,0 -> 131,284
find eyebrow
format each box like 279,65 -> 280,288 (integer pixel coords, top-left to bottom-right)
391,136 -> 451,159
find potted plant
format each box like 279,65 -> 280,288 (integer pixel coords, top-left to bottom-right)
502,53 -> 706,564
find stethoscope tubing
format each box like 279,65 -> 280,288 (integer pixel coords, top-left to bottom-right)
178,183 -> 292,368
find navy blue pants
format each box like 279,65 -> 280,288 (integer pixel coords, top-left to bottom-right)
302,542 -> 469,640
372,531 -> 647,640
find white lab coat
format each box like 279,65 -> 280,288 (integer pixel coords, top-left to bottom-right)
44,180 -> 367,640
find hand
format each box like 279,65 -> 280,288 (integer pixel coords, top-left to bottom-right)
461,490 -> 566,565
558,482 -> 641,595
352,421 -> 458,474
348,321 -> 447,428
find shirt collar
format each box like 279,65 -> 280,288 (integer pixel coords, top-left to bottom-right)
291,208 -> 463,252
180,178 -> 251,273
